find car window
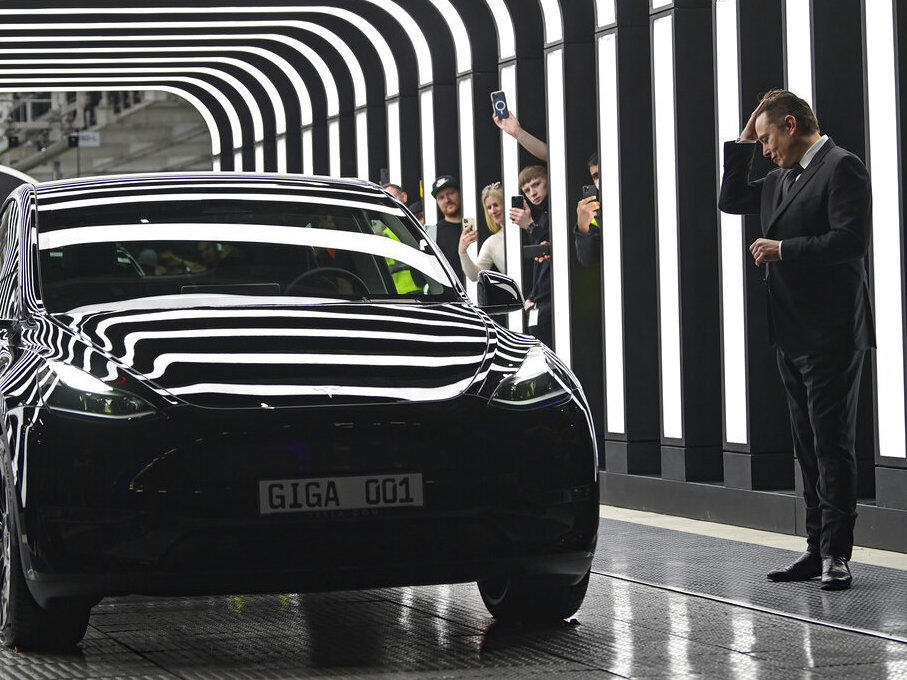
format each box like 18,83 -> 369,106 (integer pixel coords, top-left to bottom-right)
35,197 -> 460,313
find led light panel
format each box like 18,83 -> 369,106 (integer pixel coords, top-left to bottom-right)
865,0 -> 906,459
715,0 -> 748,445
546,48 -> 571,364
652,14 -> 683,440
598,32 -> 625,434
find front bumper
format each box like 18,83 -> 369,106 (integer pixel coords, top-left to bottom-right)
15,396 -> 598,605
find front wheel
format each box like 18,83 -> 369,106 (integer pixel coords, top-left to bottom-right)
477,570 -> 590,623
0,480 -> 91,650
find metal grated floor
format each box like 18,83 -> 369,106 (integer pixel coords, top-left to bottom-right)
0,518 -> 904,679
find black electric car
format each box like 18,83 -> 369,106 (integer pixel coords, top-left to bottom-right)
0,173 -> 598,649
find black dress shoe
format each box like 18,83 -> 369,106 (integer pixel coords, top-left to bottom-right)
821,556 -> 852,591
767,551 -> 822,582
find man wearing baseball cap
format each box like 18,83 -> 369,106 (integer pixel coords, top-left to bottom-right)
427,174 -> 466,284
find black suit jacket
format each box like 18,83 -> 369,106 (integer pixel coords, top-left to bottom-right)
718,138 -> 875,355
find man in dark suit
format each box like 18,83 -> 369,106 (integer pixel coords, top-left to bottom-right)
718,89 -> 874,591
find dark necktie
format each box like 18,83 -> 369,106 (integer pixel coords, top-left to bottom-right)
780,163 -> 804,203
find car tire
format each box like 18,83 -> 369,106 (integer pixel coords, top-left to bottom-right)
477,569 -> 590,622
0,479 -> 91,650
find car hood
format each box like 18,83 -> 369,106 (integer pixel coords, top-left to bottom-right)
52,300 -> 493,409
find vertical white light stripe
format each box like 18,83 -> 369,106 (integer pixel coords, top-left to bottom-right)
386,100 -> 402,185
355,109 -> 369,180
328,119 -> 341,177
483,0 -> 516,60
653,14 -> 683,440
716,0 -> 748,445
598,33 -> 625,434
302,127 -> 314,175
784,0 -> 813,106
538,0 -> 564,44
651,0 -> 673,9
458,77 -> 478,301
865,0 -> 907,459
546,48 -> 571,364
596,0 -> 616,27
499,64 -> 522,332
420,88 -> 436,206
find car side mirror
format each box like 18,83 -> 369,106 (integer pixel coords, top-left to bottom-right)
476,270 -> 524,314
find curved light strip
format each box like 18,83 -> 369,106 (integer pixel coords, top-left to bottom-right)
0,85 -> 221,170
0,164 -> 37,184
424,0 -> 471,73
0,51 -> 284,134
0,64 -> 264,171
354,1 -> 432,85
0,76 -> 240,168
538,0 -> 565,45
483,0 -> 516,61
0,32 -> 312,129
289,21 -> 367,106
0,23 -> 337,118
0,11 -> 399,97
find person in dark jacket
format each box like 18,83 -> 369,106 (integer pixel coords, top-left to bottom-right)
575,153 -> 602,267
510,165 -> 552,347
718,89 -> 874,591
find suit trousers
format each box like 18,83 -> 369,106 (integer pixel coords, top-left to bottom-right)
776,346 -> 864,559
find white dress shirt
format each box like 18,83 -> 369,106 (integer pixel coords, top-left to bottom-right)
735,134 -> 829,260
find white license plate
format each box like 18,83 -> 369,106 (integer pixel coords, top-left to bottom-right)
258,473 -> 424,515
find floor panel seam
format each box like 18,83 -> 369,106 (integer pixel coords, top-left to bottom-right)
88,623 -> 189,680
591,569 -> 907,645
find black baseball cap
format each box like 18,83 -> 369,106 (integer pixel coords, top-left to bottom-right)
430,175 -> 459,198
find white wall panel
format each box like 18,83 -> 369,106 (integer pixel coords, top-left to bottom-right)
597,32 -> 625,434
715,0 -> 748,445
652,14 -> 683,440
546,47 -> 571,363
865,0 -> 907,459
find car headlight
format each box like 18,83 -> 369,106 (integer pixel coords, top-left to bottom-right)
489,346 -> 571,408
45,361 -> 156,419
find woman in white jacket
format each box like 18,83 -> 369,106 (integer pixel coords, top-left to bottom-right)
458,182 -> 507,281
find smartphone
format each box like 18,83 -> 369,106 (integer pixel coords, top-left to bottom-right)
511,196 -> 525,209
523,243 -> 551,259
463,217 -> 476,232
582,184 -> 599,201
490,90 -> 510,120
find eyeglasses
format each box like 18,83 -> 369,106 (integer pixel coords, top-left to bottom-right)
481,181 -> 502,194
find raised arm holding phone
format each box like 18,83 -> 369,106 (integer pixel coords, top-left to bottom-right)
490,90 -> 548,163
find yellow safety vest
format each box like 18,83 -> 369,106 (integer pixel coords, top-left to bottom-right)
381,227 -> 420,294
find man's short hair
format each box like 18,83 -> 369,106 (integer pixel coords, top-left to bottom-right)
587,152 -> 599,168
759,89 -> 819,136
518,165 -> 547,188
381,182 -> 404,193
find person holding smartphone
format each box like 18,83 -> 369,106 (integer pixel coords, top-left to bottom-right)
458,182 -> 507,282
510,165 -> 552,347
575,152 -> 602,267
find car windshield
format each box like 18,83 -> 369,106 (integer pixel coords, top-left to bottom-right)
35,193 -> 460,313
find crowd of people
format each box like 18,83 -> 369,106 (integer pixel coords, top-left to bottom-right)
379,110 -> 602,348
